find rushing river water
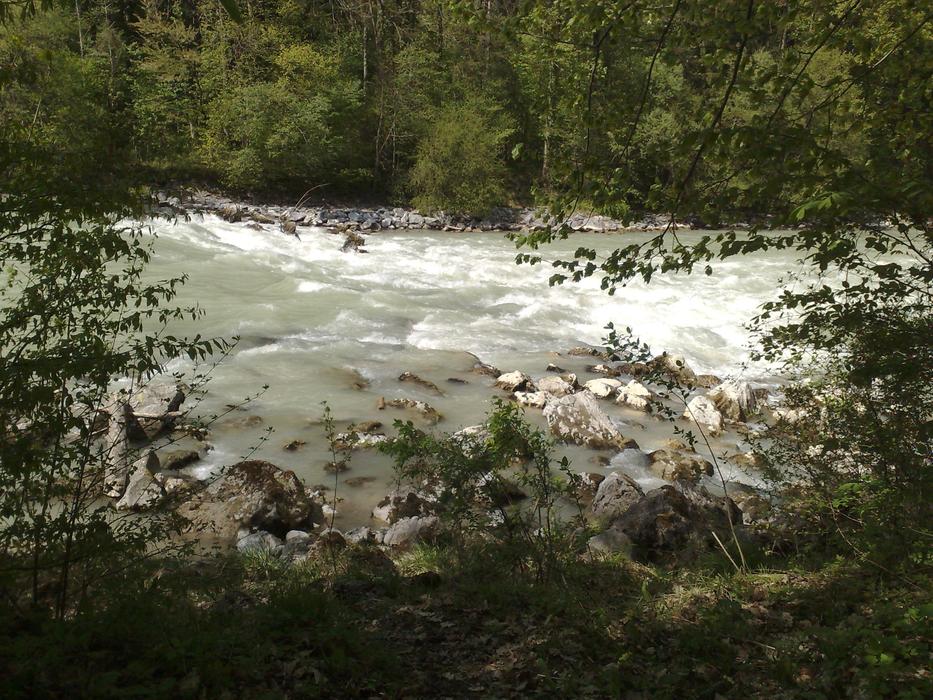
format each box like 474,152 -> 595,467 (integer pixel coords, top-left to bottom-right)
146,214 -> 798,526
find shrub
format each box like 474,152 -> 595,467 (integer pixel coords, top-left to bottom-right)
409,98 -> 515,216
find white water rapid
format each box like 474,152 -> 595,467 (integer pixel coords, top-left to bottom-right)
146,214 -> 798,525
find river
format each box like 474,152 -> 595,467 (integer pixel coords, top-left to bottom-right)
145,214 -> 796,526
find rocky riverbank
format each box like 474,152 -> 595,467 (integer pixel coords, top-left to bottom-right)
97,345 -> 788,564
150,189 -> 760,234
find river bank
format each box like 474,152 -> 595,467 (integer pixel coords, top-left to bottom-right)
150,189 -> 766,234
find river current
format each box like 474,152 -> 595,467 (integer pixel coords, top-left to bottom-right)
146,215 -> 797,525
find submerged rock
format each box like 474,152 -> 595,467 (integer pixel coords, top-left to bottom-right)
382,398 -> 442,424
398,371 -> 444,396
543,391 -> 634,449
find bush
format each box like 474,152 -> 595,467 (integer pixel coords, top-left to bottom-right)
409,98 -> 515,216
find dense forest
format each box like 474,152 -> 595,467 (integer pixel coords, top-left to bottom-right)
1,1 -> 931,697
2,0 -> 927,216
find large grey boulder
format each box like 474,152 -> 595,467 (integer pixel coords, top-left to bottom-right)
124,382 -> 186,442
115,452 -> 163,510
514,390 -> 549,409
587,526 -> 634,556
177,460 -> 322,547
236,531 -> 284,554
591,471 -> 645,522
543,391 -> 634,449
612,485 -> 742,561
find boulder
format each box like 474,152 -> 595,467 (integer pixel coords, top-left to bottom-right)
584,378 -> 622,398
382,515 -> 439,548
124,382 -> 186,442
345,526 -> 379,545
100,410 -> 130,498
341,231 -> 366,252
613,486 -> 720,560
616,380 -> 656,412
683,395 -> 724,435
708,380 -> 760,422
591,471 -> 645,522
219,204 -> 242,222
451,425 -> 490,458
159,449 -> 201,471
115,453 -> 164,510
536,375 -> 574,397
543,391 -> 634,449
372,487 -> 433,524
648,448 -> 714,484
695,374 -> 722,389
236,531 -> 284,554
495,371 -> 535,393
177,460 -> 322,546
514,390 -> 549,409
587,526 -> 634,556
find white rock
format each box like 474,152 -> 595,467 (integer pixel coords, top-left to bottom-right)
536,375 -> 575,397
514,390 -> 549,408
543,391 -> 633,449
584,378 -> 622,398
683,395 -> 724,435
616,380 -> 656,411
495,371 -> 535,392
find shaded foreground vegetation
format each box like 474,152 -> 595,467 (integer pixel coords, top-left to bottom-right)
1,0 -> 931,697
2,540 -> 930,698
